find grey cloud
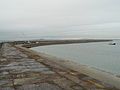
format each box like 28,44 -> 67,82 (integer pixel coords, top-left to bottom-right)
0,0 -> 120,38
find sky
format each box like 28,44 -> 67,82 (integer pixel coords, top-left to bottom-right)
0,0 -> 120,39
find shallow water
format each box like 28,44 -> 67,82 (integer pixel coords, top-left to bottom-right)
0,32 -> 75,42
31,40 -> 120,75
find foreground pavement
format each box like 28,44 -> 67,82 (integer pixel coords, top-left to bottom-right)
0,43 -> 119,90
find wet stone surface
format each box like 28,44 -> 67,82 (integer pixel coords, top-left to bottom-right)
0,43 -> 119,90
0,44 -> 60,90
17,84 -> 61,90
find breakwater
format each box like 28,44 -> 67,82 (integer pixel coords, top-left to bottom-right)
1,39 -> 120,90
7,39 -> 111,48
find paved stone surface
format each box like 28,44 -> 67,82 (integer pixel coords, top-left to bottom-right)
0,43 -> 119,90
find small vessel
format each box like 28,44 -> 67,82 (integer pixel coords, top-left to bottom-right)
109,42 -> 116,45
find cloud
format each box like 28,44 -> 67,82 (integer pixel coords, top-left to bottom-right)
0,0 -> 120,38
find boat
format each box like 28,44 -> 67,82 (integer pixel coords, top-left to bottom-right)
109,42 -> 116,45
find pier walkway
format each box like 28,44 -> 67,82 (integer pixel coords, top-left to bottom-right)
0,43 -> 119,90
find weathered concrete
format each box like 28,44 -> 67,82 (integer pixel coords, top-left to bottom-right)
0,43 -> 119,90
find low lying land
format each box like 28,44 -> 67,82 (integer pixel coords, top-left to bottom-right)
5,39 -> 112,48
0,39 -> 120,90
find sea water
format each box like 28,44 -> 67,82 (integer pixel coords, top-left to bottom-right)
0,31 -> 65,42
31,40 -> 120,75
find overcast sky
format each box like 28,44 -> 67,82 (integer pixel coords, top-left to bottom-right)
0,0 -> 120,38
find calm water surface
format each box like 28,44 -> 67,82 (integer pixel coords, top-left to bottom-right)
0,32 -> 80,42
31,40 -> 120,75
